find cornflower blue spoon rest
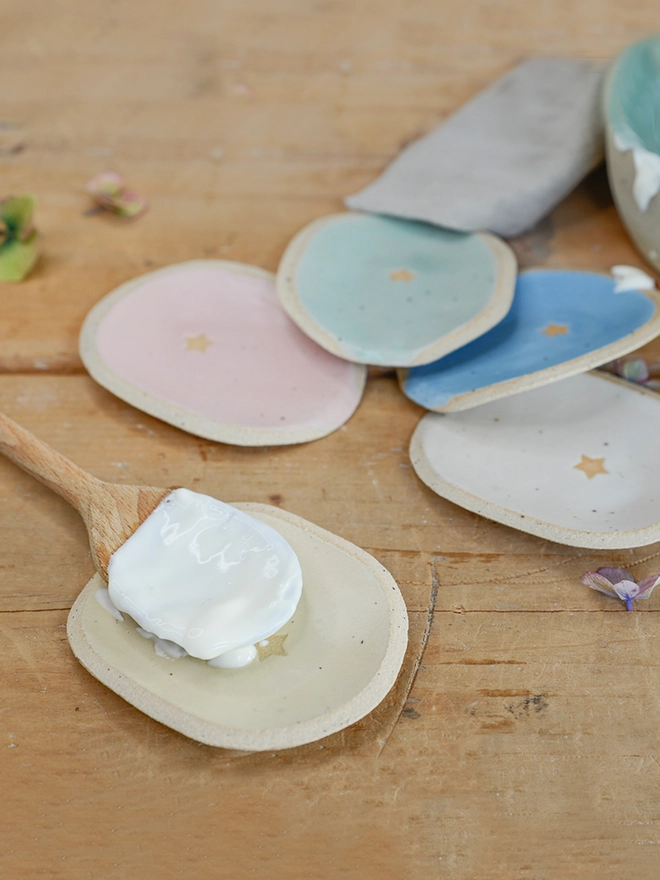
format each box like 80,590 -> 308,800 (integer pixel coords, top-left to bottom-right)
400,269 -> 660,412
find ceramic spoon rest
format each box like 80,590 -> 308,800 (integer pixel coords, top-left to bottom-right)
400,269 -> 660,412
80,260 -> 367,446
69,504 -> 409,751
410,371 -> 660,549
277,212 -> 517,367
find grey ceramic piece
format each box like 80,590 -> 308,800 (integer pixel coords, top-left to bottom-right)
346,58 -> 605,238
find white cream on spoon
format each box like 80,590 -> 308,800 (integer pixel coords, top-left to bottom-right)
95,586 -> 124,621
105,488 -> 303,668
135,626 -> 188,659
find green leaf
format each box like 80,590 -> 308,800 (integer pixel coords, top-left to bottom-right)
114,191 -> 148,217
0,195 -> 36,236
0,233 -> 39,282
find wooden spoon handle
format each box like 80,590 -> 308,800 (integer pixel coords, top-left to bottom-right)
0,411 -> 98,514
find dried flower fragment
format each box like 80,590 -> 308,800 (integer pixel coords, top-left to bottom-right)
620,358 -> 649,383
86,172 -> 148,218
582,567 -> 660,611
601,357 -> 660,392
0,195 -> 39,282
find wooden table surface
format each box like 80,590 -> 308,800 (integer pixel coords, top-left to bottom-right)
3,2 -> 660,877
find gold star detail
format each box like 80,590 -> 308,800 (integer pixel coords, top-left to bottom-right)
574,455 -> 608,479
256,634 -> 288,661
390,268 -> 415,282
541,323 -> 569,337
185,333 -> 213,352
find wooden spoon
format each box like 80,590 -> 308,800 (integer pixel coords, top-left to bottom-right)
0,410 -> 409,750
0,411 -> 168,577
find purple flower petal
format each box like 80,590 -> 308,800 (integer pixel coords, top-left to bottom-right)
582,571 -> 620,597
635,574 -> 660,600
611,580 -> 641,601
583,568 -> 660,610
595,567 -> 635,585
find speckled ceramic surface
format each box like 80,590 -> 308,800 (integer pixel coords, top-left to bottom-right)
276,213 -> 517,367
68,503 -> 409,751
604,37 -> 660,273
346,58 -> 604,238
400,269 -> 660,412
80,261 -> 367,446
410,372 -> 660,549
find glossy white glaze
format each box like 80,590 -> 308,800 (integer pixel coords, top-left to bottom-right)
614,133 -> 660,212
108,488 -> 303,661
611,264 -> 656,293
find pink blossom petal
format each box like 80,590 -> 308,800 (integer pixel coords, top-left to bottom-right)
230,83 -> 253,97
86,173 -> 148,218
86,172 -> 125,198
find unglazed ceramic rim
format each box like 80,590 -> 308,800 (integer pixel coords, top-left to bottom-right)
276,212 -> 518,367
67,503 -> 409,751
79,260 -> 368,447
398,268 -> 660,413
409,372 -> 660,549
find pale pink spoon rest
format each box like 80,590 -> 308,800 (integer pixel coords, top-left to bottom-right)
80,260 -> 367,446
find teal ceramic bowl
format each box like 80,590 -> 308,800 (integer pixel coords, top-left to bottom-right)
604,37 -> 660,273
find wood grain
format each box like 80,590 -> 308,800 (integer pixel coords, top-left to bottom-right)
2,1 -> 660,877
0,2 -> 657,371
2,374 -> 660,878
